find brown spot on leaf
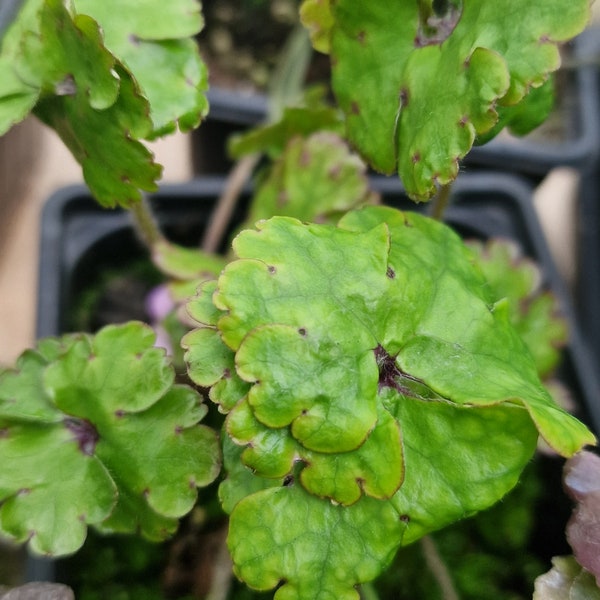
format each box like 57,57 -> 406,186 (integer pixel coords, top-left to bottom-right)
268,265 -> 276,274
298,328 -> 307,336
357,30 -> 366,45
412,152 -> 421,164
386,267 -> 396,279
350,101 -> 360,115
400,87 -> 410,108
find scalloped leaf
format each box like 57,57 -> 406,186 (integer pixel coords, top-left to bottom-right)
228,484 -> 404,600
218,432 -> 279,515
0,322 -> 221,555
226,396 -> 403,506
328,1 -> 590,200
185,206 -> 594,594
13,0 -> 161,207
73,0 -> 208,136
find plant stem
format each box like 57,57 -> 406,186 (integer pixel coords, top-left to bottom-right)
201,153 -> 260,253
420,535 -> 460,600
205,524 -> 234,600
129,194 -> 166,248
429,182 -> 453,221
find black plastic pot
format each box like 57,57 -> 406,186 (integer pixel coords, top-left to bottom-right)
194,29 -> 600,177
30,172 -> 600,590
575,166 -> 600,368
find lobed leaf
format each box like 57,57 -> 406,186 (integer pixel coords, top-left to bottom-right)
14,0 -> 161,207
73,0 -> 208,136
327,0 -> 590,200
0,322 -> 221,555
183,206 -> 594,594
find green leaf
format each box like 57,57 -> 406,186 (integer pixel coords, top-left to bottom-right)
242,132 -> 375,228
300,0 -> 334,54
152,241 -> 227,281
228,484 -> 404,600
229,105 -> 343,160
15,0 -> 161,207
0,59 -> 39,135
476,76 -> 556,145
0,323 -> 221,555
34,63 -> 161,208
328,0 -> 590,200
468,239 -> 568,377
226,396 -> 403,505
0,0 -> 43,134
201,206 -> 594,593
18,0 -> 119,110
218,433 -> 279,515
183,281 -> 251,413
73,0 -> 208,135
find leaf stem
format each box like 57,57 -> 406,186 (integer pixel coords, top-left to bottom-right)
201,153 -> 260,253
129,194 -> 166,248
429,182 -> 453,221
420,535 -> 460,600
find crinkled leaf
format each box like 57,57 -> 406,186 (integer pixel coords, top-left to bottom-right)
73,0 -> 208,135
229,105 -> 343,160
468,239 -> 567,377
242,132 -> 374,228
152,241 -> 227,281
226,396 -> 403,505
228,484 -> 404,600
329,1 -> 590,200
382,389 -> 538,545
533,556 -> 600,600
200,206 -> 593,593
299,0 -> 334,54
564,451 -> 600,585
0,322 -> 220,555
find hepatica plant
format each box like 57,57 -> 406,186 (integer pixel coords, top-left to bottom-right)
0,0 -> 597,597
